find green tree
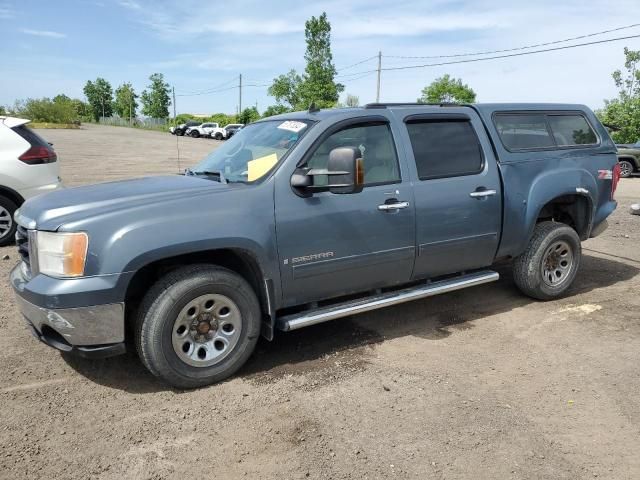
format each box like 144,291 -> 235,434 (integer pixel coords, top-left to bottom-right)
14,97 -> 76,123
140,73 -> 171,119
596,48 -> 640,144
344,94 -> 359,107
418,74 -> 476,104
237,106 -> 260,125
263,104 -> 291,117
268,70 -> 303,109
0,106 -> 5,116
53,94 -> 71,104
71,99 -> 93,122
83,78 -> 114,121
269,12 -> 343,110
114,83 -> 138,122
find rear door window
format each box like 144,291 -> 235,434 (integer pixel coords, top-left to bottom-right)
406,120 -> 484,180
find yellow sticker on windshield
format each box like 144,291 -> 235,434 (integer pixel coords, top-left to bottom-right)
247,153 -> 278,181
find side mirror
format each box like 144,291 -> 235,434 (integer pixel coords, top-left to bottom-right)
291,147 -> 364,196
326,147 -> 364,194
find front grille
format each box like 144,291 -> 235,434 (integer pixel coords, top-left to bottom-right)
15,225 -> 30,267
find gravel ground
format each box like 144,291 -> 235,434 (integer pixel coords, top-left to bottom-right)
1,124 -> 639,480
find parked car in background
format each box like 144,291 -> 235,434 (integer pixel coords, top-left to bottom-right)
10,103 -> 619,388
0,116 -> 62,246
223,123 -> 244,139
186,122 -> 226,139
616,141 -> 640,177
170,120 -> 201,136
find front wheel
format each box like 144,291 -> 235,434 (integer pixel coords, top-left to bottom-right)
512,221 -> 581,300
214,132 -> 223,140
135,265 -> 261,388
190,130 -> 200,138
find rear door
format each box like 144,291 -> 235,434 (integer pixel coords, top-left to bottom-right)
394,108 -> 502,279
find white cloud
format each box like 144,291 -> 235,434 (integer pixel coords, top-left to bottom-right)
118,0 -> 141,10
20,28 -> 67,39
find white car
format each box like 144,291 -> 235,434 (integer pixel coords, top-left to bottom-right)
0,116 -> 63,245
186,122 -> 226,139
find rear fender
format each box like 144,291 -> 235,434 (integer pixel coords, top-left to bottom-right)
520,168 -> 596,251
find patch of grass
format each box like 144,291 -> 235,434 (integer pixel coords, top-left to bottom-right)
29,122 -> 81,129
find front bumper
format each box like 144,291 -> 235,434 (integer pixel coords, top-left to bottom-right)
11,264 -> 126,358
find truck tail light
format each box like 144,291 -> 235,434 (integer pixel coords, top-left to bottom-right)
19,145 -> 58,165
611,163 -> 621,200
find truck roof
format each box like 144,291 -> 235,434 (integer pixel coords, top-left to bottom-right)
263,103 -> 592,122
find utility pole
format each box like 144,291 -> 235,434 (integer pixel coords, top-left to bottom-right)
376,50 -> 382,103
238,74 -> 242,113
172,86 -> 176,122
129,91 -> 132,126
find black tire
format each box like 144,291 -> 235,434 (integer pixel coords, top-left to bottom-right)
214,132 -> 223,140
0,195 -> 18,247
135,265 -> 261,389
512,221 -> 581,300
176,129 -> 184,136
618,159 -> 634,178
190,130 -> 200,138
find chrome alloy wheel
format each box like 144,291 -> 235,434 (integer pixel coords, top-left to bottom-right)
0,206 -> 13,239
619,161 -> 633,177
541,240 -> 574,287
171,294 -> 242,367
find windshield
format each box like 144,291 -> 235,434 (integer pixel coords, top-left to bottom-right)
192,119 -> 312,183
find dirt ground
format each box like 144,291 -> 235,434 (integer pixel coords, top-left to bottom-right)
1,124 -> 639,480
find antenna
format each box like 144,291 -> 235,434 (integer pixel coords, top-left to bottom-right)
172,85 -> 181,174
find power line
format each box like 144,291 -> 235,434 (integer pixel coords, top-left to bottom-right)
339,33 -> 640,76
336,55 -> 378,72
175,84 -> 238,97
341,71 -> 377,83
176,76 -> 239,96
384,22 -> 640,60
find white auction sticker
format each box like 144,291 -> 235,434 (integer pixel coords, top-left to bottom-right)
277,121 -> 307,133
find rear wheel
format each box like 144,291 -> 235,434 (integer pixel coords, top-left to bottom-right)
190,130 -> 200,138
214,132 -> 223,140
135,265 -> 261,389
0,196 -> 18,247
618,159 -> 634,178
513,221 -> 581,300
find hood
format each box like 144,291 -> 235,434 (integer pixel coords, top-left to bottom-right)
18,175 -> 228,231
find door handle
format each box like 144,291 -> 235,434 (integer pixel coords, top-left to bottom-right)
469,189 -> 497,198
378,201 -> 410,211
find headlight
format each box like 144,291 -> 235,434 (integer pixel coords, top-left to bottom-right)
36,231 -> 88,278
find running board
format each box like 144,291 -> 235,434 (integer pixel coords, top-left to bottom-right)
277,270 -> 499,332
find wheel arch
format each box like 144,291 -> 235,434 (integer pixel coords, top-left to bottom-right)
123,247 -> 275,341
0,185 -> 25,206
521,169 -> 596,252
617,156 -> 638,169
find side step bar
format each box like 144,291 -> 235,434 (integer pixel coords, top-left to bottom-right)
277,270 -> 499,332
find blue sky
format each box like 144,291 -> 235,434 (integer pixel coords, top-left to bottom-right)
1,0 -> 640,115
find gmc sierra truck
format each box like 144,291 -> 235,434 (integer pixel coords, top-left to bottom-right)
11,103 -> 620,388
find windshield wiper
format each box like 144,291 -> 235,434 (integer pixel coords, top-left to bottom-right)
185,168 -> 227,184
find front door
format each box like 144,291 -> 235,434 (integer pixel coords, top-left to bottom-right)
274,118 -> 416,307
397,110 -> 503,279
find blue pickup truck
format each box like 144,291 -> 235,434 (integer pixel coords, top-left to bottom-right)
11,103 -> 620,388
